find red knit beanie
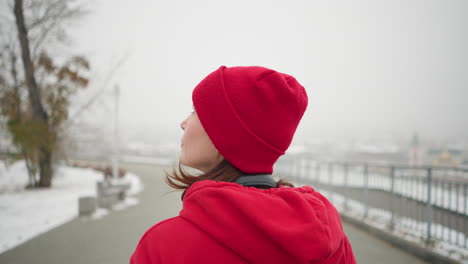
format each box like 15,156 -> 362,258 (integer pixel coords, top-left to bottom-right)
192,66 -> 308,174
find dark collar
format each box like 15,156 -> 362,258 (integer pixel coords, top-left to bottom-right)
234,174 -> 277,188
182,175 -> 278,200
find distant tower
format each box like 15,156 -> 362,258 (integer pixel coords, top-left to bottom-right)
409,132 -> 420,166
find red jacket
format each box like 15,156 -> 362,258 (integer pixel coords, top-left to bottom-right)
130,180 -> 356,264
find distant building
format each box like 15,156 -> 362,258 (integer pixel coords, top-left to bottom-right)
428,148 -> 463,167
343,142 -> 406,165
408,132 -> 423,167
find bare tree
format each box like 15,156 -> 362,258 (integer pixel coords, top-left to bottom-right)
13,0 -> 53,186
0,0 -> 89,188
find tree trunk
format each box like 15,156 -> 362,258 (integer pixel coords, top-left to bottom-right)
38,146 -> 53,187
14,0 -> 52,188
13,0 -> 48,121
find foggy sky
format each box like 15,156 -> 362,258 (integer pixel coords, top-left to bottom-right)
71,0 -> 468,146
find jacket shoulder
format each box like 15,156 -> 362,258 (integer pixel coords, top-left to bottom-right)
130,216 -> 248,264
137,216 -> 181,242
130,217 -> 181,263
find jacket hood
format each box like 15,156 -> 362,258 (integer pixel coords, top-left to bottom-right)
180,180 -> 346,264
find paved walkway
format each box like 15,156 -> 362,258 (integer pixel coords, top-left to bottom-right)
0,163 -> 429,264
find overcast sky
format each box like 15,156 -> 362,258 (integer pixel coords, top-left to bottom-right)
70,0 -> 468,146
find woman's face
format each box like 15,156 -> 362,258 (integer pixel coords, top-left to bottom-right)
180,110 -> 223,172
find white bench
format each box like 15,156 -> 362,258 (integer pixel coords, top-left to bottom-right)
78,181 -> 131,216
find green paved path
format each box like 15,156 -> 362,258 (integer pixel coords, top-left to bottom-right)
0,163 -> 429,264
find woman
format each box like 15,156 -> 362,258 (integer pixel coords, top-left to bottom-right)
130,66 -> 356,264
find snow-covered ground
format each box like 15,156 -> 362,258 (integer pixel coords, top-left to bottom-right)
0,160 -> 143,254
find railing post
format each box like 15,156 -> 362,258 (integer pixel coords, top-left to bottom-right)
464,183 -> 467,249
292,155 -> 297,179
344,163 -> 349,211
364,164 -> 369,218
301,154 -> 306,181
390,166 -> 395,230
328,162 -> 333,199
456,180 -> 460,246
292,155 -> 296,180
299,156 -> 303,180
298,155 -> 302,182
297,155 -> 302,182
287,156 -> 293,178
304,155 -> 310,183
298,155 -> 303,184
426,167 -> 434,246
315,161 -> 320,183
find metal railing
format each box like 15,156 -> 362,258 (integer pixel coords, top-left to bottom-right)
275,154 -> 468,250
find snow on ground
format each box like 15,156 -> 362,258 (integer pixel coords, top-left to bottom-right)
0,160 -> 143,254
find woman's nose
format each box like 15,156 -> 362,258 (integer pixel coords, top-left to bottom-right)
180,118 -> 187,131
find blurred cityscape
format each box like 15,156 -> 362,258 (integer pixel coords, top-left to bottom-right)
2,125 -> 467,169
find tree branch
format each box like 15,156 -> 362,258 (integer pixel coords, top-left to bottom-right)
66,53 -> 130,128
